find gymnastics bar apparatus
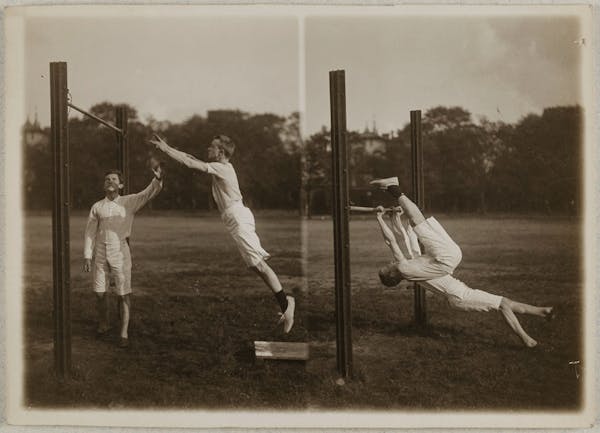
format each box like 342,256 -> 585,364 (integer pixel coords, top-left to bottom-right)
50,61 -> 129,379
329,70 -> 427,380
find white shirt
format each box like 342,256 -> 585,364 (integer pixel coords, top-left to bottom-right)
391,213 -> 471,299
205,162 -> 243,213
83,178 -> 162,259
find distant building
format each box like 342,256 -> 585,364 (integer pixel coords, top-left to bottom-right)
349,123 -> 388,155
22,113 -> 49,148
347,124 -> 392,189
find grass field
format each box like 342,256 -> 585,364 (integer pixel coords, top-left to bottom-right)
23,212 -> 583,410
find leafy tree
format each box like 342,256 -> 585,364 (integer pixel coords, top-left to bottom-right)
301,128 -> 331,217
422,106 -> 488,212
22,127 -> 52,210
22,102 -> 582,215
487,106 -> 581,213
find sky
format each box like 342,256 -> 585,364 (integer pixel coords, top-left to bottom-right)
24,12 -> 300,127
22,7 -> 586,135
305,14 -> 583,134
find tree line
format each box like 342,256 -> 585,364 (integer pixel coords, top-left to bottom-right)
23,103 -> 581,215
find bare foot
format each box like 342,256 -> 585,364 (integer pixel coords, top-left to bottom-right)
544,307 -> 555,321
524,337 -> 538,348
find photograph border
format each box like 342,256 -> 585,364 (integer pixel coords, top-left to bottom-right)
2,2 -> 598,430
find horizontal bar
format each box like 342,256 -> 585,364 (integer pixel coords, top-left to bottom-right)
349,206 -> 403,213
68,102 -> 123,134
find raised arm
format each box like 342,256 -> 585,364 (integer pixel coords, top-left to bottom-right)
390,210 -> 420,259
375,207 -> 406,263
150,134 -> 209,172
127,167 -> 164,213
83,205 -> 99,271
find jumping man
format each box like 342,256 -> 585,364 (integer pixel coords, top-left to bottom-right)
371,177 -> 554,348
84,163 -> 163,348
149,134 -> 295,333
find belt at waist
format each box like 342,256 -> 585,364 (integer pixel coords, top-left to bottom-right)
96,239 -> 130,246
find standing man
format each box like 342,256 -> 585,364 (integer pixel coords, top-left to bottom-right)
371,177 -> 554,348
84,163 -> 163,348
149,134 -> 295,333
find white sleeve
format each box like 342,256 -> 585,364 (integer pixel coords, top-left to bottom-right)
390,212 -> 421,258
125,178 -> 163,213
83,205 -> 98,259
205,162 -> 232,179
160,144 -> 208,171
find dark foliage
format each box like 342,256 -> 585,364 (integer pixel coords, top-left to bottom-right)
23,103 -> 582,214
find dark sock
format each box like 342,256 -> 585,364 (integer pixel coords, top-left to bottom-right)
387,184 -> 404,198
274,290 -> 288,312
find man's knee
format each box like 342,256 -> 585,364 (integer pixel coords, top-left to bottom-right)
447,244 -> 463,269
119,294 -> 131,306
499,297 -> 511,311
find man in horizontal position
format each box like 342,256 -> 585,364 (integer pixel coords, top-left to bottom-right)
371,176 -> 554,348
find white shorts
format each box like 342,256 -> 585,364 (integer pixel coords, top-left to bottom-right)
446,289 -> 503,312
424,276 -> 503,312
92,241 -> 132,296
399,217 -> 462,280
221,203 -> 270,267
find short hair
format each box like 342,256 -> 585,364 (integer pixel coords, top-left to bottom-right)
378,264 -> 403,287
104,169 -> 124,184
213,134 -> 235,158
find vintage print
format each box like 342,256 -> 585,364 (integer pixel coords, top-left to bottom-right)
3,4 -> 596,429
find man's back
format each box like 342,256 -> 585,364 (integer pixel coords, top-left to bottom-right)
206,161 -> 243,213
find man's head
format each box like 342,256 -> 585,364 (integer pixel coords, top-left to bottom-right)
378,263 -> 404,287
207,135 -> 235,162
103,169 -> 124,194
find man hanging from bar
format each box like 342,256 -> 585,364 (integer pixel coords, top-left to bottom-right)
83,160 -> 163,348
371,176 -> 554,348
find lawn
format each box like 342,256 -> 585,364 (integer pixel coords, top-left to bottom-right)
23,212 -> 583,410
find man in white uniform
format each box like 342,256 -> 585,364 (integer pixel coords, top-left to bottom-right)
84,164 -> 163,348
149,134 -> 295,333
372,177 -> 553,348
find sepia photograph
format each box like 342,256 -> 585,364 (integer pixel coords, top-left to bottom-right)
3,3 -> 597,429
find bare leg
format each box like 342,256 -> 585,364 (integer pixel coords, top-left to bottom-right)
396,195 -> 426,226
499,298 -> 537,347
251,262 -> 283,294
95,293 -> 109,333
506,299 -> 553,318
251,261 -> 295,333
119,295 -> 131,339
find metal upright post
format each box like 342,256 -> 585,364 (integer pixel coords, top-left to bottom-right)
410,110 -> 427,326
116,105 -> 129,193
50,61 -> 71,379
329,70 -> 353,379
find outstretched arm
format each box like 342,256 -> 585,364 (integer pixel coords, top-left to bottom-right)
375,207 -> 406,263
390,210 -> 421,258
150,134 -> 209,172
127,164 -> 164,213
